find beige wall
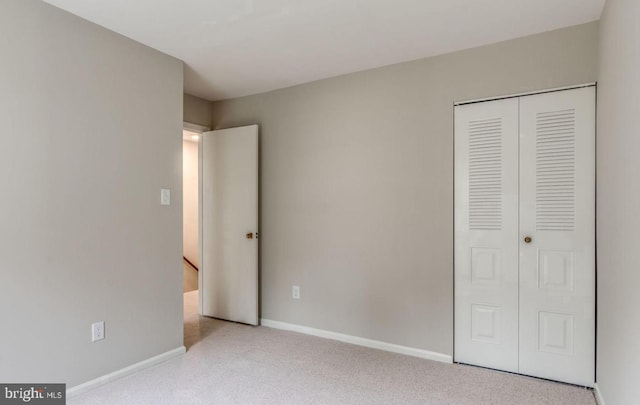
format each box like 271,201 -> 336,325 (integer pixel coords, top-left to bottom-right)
596,0 -> 640,403
183,140 -> 199,267
211,22 -> 599,355
0,0 -> 183,387
184,94 -> 213,128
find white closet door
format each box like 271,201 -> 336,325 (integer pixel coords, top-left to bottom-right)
454,98 -> 519,372
518,87 -> 595,386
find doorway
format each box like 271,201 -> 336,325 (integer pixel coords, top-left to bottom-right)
183,130 -> 198,292
182,122 -> 208,350
182,123 -> 208,293
181,123 -> 260,328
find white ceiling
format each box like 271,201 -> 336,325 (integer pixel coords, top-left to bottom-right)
42,0 -> 605,101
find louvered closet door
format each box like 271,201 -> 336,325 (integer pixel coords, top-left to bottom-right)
518,87 -> 595,386
454,98 -> 519,372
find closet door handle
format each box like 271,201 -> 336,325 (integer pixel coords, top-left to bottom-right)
524,236 -> 532,244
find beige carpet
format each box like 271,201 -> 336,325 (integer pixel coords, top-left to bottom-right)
68,291 -> 596,405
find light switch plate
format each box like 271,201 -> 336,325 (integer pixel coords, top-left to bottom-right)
161,189 -> 171,205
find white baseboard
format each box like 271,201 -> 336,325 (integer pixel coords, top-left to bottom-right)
67,346 -> 186,397
594,383 -> 606,405
260,318 -> 452,364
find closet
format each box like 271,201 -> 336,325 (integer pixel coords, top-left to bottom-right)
454,86 -> 595,386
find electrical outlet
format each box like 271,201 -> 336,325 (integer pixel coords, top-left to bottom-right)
292,285 -> 300,299
91,321 -> 105,342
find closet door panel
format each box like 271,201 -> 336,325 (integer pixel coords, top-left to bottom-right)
518,87 -> 595,386
454,98 -> 519,372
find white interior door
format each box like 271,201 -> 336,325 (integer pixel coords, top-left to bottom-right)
454,98 -> 520,372
454,87 -> 595,386
200,125 -> 259,325
518,87 -> 595,386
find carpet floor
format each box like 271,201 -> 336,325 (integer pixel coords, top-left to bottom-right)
68,291 -> 596,405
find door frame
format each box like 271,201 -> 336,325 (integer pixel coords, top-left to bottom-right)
182,121 -> 209,313
452,83 -> 597,384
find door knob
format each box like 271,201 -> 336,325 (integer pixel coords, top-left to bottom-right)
524,236 -> 532,244
246,232 -> 254,239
